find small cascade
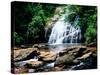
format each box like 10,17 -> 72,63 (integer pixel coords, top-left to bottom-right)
48,14 -> 81,45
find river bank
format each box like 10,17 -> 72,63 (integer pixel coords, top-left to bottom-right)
11,43 -> 97,74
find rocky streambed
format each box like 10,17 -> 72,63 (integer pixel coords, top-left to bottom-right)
11,43 -> 97,74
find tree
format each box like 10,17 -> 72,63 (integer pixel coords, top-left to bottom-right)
64,5 -> 97,44
12,2 -> 58,46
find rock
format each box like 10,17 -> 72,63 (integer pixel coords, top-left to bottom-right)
87,42 -> 96,47
26,61 -> 43,68
38,44 -> 46,48
12,47 -> 20,50
62,46 -> 86,55
66,46 -> 78,51
13,48 -> 39,61
53,66 -> 64,71
59,46 -> 86,57
55,53 -> 75,66
39,51 -> 56,62
72,53 -> 97,70
82,47 -> 96,55
32,44 -> 39,48
71,46 -> 86,57
32,44 -> 50,51
20,45 -> 27,48
13,67 -> 28,74
76,52 -> 92,60
79,46 -> 87,52
58,51 -> 67,56
73,59 -> 80,64
55,46 -> 87,66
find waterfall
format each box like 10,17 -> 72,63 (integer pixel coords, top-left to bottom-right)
48,14 -> 81,45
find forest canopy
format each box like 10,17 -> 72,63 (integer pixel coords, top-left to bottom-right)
11,2 -> 97,46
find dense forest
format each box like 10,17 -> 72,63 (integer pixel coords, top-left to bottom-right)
11,2 -> 97,46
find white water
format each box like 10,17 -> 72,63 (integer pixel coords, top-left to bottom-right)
48,14 -> 81,45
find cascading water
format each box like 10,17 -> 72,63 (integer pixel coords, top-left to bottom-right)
48,13 -> 81,45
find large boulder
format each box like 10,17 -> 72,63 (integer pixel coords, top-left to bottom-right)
55,46 -> 87,66
26,61 -> 43,68
55,53 -> 75,66
13,48 -> 39,61
75,47 -> 97,61
39,51 -> 57,62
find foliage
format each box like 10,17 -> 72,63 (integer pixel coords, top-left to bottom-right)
27,16 -> 45,43
12,2 -> 97,46
12,2 -> 57,45
64,5 -> 97,44
13,32 -> 23,45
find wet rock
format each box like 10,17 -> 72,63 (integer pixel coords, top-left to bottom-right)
71,46 -> 97,70
72,55 -> 97,70
72,52 -> 93,65
73,59 -> 80,65
62,46 -> 86,55
13,48 -> 39,61
59,46 -> 86,57
26,61 -> 43,68
53,66 -> 64,71
38,44 -> 46,48
55,46 -> 87,66
87,42 -> 96,47
20,45 -> 28,48
82,47 -> 97,55
55,53 -> 75,66
76,52 -> 92,60
39,51 -> 57,62
32,44 -> 39,48
12,47 -> 20,50
12,44 -> 97,72
66,46 -> 78,51
32,44 -> 48,49
13,67 -> 28,74
67,46 -> 86,58
59,51 -> 67,56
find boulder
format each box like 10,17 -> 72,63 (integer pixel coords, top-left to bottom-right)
53,66 -> 64,71
39,51 -> 57,62
13,67 -> 28,74
32,44 -> 47,49
76,52 -> 92,60
82,47 -> 97,55
32,44 -> 39,48
13,48 -> 39,61
55,46 -> 87,66
87,42 -> 96,47
26,61 -> 43,68
55,53 -> 75,66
